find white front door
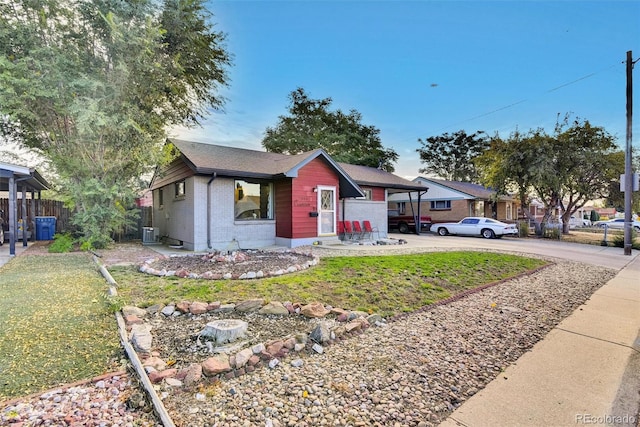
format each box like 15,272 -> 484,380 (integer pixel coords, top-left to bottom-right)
317,186 -> 336,236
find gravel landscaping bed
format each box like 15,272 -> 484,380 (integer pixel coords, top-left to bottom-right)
157,260 -> 615,427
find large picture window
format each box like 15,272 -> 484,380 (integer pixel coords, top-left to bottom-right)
234,180 -> 273,220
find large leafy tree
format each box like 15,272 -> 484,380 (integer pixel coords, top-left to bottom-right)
0,0 -> 230,248
416,130 -> 489,182
477,116 -> 619,234
262,88 -> 398,172
476,128 -> 550,234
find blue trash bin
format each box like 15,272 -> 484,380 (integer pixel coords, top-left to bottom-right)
35,216 -> 57,240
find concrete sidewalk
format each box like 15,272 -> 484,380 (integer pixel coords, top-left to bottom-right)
439,253 -> 640,427
0,241 -> 31,269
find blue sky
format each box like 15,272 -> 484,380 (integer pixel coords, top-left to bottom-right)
171,0 -> 640,179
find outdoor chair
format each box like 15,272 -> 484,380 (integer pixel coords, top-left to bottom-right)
337,221 -> 346,240
343,221 -> 355,240
363,220 -> 379,240
352,220 -> 364,240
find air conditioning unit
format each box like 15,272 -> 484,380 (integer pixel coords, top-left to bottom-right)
142,227 -> 159,244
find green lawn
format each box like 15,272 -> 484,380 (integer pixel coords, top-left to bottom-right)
0,254 -> 122,400
112,251 -> 548,316
0,249 -> 547,400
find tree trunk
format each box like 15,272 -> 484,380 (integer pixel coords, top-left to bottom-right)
199,319 -> 248,345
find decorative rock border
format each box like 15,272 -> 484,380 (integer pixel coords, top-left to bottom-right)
138,249 -> 320,280
122,299 -> 386,391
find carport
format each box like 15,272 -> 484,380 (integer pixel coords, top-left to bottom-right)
0,162 -> 50,256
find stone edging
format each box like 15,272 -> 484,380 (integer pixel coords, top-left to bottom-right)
138,250 -> 320,280
93,255 -> 176,427
123,299 -> 385,389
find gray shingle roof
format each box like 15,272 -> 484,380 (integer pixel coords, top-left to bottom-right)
419,177 -> 513,201
168,139 -> 425,193
339,163 -> 426,192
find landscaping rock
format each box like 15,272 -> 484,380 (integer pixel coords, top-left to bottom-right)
258,301 -> 290,316
234,298 -> 265,313
122,305 -> 147,317
300,301 -> 330,318
129,323 -> 153,354
309,322 -> 331,343
189,301 -> 209,315
202,354 -> 231,376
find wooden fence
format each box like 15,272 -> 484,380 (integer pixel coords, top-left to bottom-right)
0,198 -> 71,233
1,198 -> 152,240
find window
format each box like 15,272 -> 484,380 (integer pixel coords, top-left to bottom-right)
234,180 -> 273,220
175,180 -> 185,198
357,188 -> 373,200
461,218 -> 480,224
158,189 -> 164,207
398,202 -> 406,215
430,200 -> 451,210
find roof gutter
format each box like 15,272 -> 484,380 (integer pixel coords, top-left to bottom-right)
207,172 -> 217,249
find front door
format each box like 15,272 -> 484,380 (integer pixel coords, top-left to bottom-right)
317,186 -> 336,236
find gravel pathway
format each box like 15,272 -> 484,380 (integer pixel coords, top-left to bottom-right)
0,246 -> 617,427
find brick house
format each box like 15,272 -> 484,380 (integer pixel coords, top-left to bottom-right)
149,140 -> 427,250
388,177 -> 518,224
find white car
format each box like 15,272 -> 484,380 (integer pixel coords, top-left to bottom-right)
594,218 -> 640,231
433,217 -> 519,239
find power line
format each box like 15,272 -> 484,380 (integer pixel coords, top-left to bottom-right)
435,61 -> 622,133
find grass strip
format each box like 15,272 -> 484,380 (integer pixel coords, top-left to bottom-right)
113,251 -> 548,317
0,254 -> 121,400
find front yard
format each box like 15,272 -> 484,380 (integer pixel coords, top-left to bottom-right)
0,247 -> 547,401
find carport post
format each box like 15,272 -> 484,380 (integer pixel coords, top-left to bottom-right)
8,175 -> 15,256
21,185 -> 27,247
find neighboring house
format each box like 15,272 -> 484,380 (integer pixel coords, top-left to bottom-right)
148,140 -> 427,250
388,177 -> 518,223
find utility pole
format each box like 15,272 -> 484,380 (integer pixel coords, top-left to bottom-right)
623,51 -> 634,255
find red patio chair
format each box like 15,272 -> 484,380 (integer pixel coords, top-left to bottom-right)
363,220 -> 379,240
352,220 -> 364,240
337,221 -> 346,240
343,220 -> 354,240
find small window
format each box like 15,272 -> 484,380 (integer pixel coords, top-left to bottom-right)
175,180 -> 185,198
357,188 -> 373,200
158,189 -> 164,207
430,200 -> 451,210
398,202 -> 406,215
235,179 -> 273,220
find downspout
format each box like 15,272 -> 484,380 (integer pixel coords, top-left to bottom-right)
207,172 -> 217,249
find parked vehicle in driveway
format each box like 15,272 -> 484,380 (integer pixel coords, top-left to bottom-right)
433,217 -> 519,239
387,210 -> 432,233
594,218 -> 640,231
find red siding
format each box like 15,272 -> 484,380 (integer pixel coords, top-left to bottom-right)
371,187 -> 385,201
291,158 -> 340,238
275,180 -> 293,238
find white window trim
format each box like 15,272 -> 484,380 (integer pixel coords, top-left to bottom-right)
317,185 -> 336,236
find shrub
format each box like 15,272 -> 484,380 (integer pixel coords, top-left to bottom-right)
543,227 -> 561,240
48,233 -> 74,253
518,221 -> 530,237
612,230 -> 640,250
